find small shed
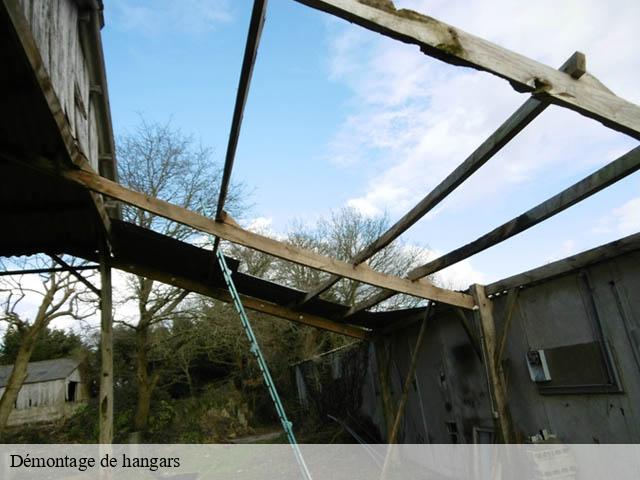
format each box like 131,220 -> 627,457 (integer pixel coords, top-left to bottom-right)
0,357 -> 88,426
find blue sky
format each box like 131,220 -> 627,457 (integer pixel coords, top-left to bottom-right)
101,0 -> 640,288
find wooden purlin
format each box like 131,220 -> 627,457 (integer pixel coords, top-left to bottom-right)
294,0 -> 640,139
215,0 -> 267,222
6,152 -> 475,310
297,52 -> 586,308
346,145 -> 640,316
69,167 -> 474,308
486,230 -> 640,295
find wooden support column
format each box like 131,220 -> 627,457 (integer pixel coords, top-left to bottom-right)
374,339 -> 395,439
471,284 -> 514,443
98,240 -> 113,444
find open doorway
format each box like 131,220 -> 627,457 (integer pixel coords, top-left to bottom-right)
67,381 -> 78,402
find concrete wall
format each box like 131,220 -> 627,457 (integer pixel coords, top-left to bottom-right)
298,245 -> 640,443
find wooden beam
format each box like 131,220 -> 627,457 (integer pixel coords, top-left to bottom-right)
486,230 -> 640,295
387,304 -> 431,444
374,339 -> 395,438
215,0 -> 267,222
111,257 -> 371,340
471,284 -> 514,443
298,52 -> 583,308
293,0 -> 640,139
300,96 -> 546,305
49,254 -> 100,296
0,265 -> 98,276
347,145 -> 640,316
409,145 -> 640,278
380,305 -> 431,477
31,163 -> 475,309
98,241 -> 113,444
496,288 -> 519,365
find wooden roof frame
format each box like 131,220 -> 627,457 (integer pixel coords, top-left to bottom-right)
5,0 -> 640,331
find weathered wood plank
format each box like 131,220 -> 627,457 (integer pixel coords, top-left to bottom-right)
301,96 -> 546,306
298,53 -> 586,308
294,0 -> 640,139
215,0 -> 267,222
471,284 -> 514,443
346,145 -> 640,316
98,241 -> 113,444
41,164 -> 476,309
486,231 -> 640,295
408,145 -> 640,279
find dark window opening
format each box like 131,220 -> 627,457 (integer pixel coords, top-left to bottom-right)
67,381 -> 78,402
446,421 -> 459,444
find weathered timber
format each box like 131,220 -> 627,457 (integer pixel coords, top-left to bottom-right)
346,145 -> 640,316
471,284 -> 514,443
0,265 -> 98,276
26,163 -> 475,310
409,145 -> 640,278
98,241 -> 113,444
49,254 -> 100,296
293,0 -> 640,139
486,231 -> 640,295
496,288 -> 519,364
215,0 -> 267,222
298,52 -> 584,308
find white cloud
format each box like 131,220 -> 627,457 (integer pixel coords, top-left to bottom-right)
323,0 -> 639,222
593,197 -> 640,236
245,216 -> 273,232
107,0 -> 233,36
614,198 -> 640,234
411,248 -> 485,290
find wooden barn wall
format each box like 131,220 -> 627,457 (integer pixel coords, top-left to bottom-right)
17,0 -> 100,170
0,368 -> 87,425
305,247 -> 640,443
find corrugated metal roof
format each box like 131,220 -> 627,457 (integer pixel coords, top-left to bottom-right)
0,358 -> 81,387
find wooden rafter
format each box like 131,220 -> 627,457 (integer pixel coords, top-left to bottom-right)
486,230 -> 640,295
215,0 -> 267,223
12,155 -> 475,310
293,0 -> 640,139
347,145 -> 640,316
298,52 -> 586,308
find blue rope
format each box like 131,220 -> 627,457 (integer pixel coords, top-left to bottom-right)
216,249 -> 313,480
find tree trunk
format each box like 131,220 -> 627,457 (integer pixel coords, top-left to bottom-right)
0,332 -> 37,433
134,381 -> 153,432
133,325 -> 156,432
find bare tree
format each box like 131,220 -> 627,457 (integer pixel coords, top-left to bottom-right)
229,207 -> 433,357
277,207 -> 430,308
0,256 -> 91,433
116,118 -> 247,431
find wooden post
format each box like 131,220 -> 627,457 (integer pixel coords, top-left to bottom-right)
380,306 -> 431,479
374,339 -> 394,440
471,284 -> 514,443
98,240 -> 113,444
